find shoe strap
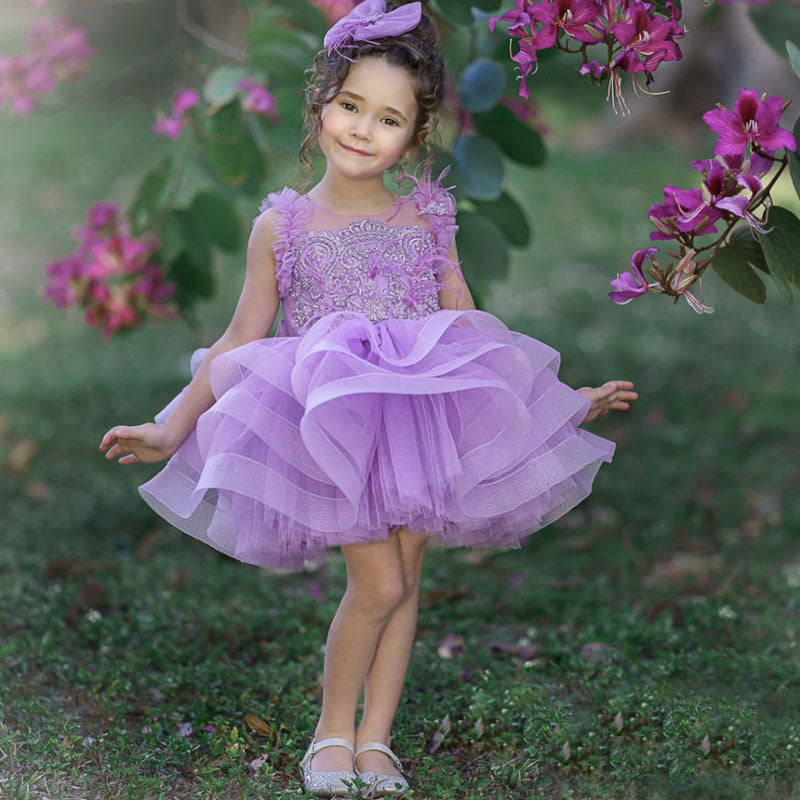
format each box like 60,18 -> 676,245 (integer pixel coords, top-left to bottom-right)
354,741 -> 403,771
300,736 -> 354,771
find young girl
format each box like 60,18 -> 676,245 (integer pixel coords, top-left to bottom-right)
99,1 -> 637,796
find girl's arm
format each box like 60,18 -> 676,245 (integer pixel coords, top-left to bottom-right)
437,239 -> 476,310
99,208 -> 282,465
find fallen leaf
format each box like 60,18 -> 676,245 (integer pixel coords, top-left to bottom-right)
701,734 -> 710,754
25,480 -> 49,501
489,642 -> 539,660
6,437 -> 39,474
645,552 -> 723,588
168,567 -> 192,589
135,528 -> 162,562
578,642 -> 616,663
437,633 -> 464,659
429,713 -> 451,754
245,713 -> 271,737
248,755 -> 267,772
561,741 -> 571,760
421,586 -> 470,605
77,578 -> 108,610
613,711 -> 623,731
473,717 -> 483,736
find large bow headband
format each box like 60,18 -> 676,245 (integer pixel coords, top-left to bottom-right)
323,0 -> 423,62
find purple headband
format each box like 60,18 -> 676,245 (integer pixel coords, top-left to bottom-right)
323,0 -> 423,62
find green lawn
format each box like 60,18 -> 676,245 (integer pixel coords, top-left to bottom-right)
1,51 -> 800,800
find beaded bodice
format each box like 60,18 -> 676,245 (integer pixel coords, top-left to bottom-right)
286,219 -> 440,334
257,166 -> 461,337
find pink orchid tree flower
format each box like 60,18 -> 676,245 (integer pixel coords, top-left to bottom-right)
703,89 -> 797,157
490,0 -> 684,112
614,88 -> 796,313
0,17 -> 93,114
43,201 -> 177,340
153,88 -> 200,140
236,78 -> 280,123
609,247 -> 660,304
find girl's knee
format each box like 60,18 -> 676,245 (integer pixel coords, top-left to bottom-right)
349,571 -> 406,618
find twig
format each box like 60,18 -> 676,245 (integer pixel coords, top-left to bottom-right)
175,0 -> 247,63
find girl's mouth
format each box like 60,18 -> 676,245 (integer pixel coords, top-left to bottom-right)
340,142 -> 371,156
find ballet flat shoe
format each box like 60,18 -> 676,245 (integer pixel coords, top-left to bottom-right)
298,736 -> 358,797
354,741 -> 410,797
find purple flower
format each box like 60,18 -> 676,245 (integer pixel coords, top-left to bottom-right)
648,185 -> 722,242
153,87 -> 200,139
236,78 -> 279,123
609,247 -> 658,304
172,88 -> 199,116
703,89 -> 797,157
530,0 -> 602,46
611,4 -> 683,74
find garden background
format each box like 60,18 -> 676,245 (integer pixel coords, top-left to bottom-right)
1,1 -> 800,798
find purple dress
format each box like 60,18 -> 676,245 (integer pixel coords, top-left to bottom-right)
138,166 -> 615,570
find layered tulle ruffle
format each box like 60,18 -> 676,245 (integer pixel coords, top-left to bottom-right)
138,309 -> 615,569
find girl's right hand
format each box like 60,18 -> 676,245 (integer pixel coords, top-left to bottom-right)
99,423 -> 177,465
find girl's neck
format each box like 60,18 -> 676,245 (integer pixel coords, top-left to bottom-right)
308,172 -> 397,215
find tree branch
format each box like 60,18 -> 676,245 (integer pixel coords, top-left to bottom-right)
175,0 -> 247,63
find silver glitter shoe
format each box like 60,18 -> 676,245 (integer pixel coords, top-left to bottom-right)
354,741 -> 410,797
298,736 -> 357,797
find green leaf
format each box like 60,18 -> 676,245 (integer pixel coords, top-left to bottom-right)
728,225 -> 769,274
757,205 -> 800,303
248,2 -> 328,38
456,211 -> 509,280
203,66 -> 250,108
711,247 -> 766,304
200,133 -> 265,190
788,40 -> 800,79
471,190 -> 532,248
790,115 -> 800,204
127,155 -> 173,232
748,1 -> 800,57
432,0 -> 475,26
189,191 -> 241,253
168,252 -> 215,300
472,103 -> 546,166
203,100 -> 246,142
451,134 -> 504,201
471,0 -> 503,10
170,209 -> 212,273
247,19 -> 314,87
457,58 -> 505,113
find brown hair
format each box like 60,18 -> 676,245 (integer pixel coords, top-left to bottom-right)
295,0 -> 448,191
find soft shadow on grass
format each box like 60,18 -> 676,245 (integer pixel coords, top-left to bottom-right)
2,85 -> 800,800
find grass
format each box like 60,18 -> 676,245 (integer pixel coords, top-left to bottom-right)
1,43 -> 800,800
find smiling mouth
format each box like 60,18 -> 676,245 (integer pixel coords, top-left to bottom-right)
340,142 -> 371,156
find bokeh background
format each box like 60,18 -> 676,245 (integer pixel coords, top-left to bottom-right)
2,2 -> 800,799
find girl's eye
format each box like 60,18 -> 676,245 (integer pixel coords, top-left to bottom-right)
341,101 -> 356,111
383,118 -> 399,127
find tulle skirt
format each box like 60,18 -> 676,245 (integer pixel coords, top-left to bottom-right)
138,309 -> 615,569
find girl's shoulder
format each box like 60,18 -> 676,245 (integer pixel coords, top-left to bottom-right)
394,164 -> 459,248
394,163 -> 457,220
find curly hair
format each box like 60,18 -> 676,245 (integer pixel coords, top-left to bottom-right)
295,0 -> 449,191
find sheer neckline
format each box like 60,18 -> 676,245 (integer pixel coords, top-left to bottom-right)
304,192 -> 405,217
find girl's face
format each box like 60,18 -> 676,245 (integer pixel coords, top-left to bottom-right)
318,55 -> 419,179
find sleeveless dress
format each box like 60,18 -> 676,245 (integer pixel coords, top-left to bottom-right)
138,166 -> 615,570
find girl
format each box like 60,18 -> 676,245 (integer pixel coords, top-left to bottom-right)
99,1 -> 637,796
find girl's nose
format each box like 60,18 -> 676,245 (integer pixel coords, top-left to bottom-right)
351,118 -> 373,140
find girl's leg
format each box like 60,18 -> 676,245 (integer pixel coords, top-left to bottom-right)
310,534 -> 407,772
355,526 -> 429,777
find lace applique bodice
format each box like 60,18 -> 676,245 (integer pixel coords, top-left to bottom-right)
256,166 -> 461,336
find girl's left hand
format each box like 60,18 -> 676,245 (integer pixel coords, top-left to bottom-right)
576,380 -> 638,424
